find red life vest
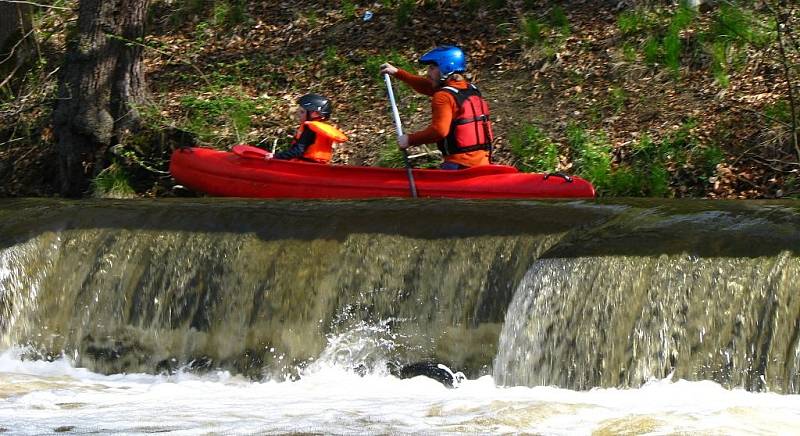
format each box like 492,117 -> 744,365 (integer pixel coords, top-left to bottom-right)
437,84 -> 494,156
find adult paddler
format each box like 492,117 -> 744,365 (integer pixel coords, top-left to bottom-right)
379,46 -> 494,170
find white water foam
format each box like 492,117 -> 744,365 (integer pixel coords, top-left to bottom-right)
1,349 -> 799,435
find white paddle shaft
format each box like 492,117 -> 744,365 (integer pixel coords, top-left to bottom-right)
384,74 -> 404,137
383,73 -> 418,198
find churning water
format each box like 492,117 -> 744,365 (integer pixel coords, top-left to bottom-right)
1,199 -> 800,434
3,347 -> 800,435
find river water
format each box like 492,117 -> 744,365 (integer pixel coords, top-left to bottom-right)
1,199 -> 799,434
3,347 -> 800,435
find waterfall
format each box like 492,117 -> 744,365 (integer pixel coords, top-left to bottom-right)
0,199 -> 565,379
494,253 -> 800,393
2,198 -> 799,393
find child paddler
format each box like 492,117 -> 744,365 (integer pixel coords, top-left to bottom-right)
269,93 -> 347,164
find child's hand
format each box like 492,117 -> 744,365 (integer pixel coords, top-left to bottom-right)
380,63 -> 398,76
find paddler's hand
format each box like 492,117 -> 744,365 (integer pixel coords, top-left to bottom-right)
380,63 -> 398,76
398,134 -> 410,149
264,151 -> 274,159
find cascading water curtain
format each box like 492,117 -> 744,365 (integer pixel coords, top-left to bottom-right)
494,253 -> 800,393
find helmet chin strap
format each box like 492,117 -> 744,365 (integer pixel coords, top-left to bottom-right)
437,70 -> 462,85
433,70 -> 451,87
305,110 -> 323,121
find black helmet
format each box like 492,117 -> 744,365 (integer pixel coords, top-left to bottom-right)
298,93 -> 332,119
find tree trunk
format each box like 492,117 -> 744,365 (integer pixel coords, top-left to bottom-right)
53,0 -> 150,197
0,1 -> 36,89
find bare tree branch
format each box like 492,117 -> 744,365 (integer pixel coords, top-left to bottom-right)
773,5 -> 800,161
781,7 -> 800,53
0,0 -> 70,10
0,27 -> 34,67
736,105 -> 793,128
105,32 -> 212,88
0,61 -> 22,88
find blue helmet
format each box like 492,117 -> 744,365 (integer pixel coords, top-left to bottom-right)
419,46 -> 467,78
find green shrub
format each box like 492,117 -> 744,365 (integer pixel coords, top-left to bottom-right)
521,16 -> 543,45
663,31 -> 682,72
711,4 -> 772,48
549,6 -> 570,34
607,166 -> 642,196
647,164 -> 671,197
323,46 -> 349,75
618,10 -> 649,36
172,0 -> 205,24
702,4 -> 773,87
620,3 -> 696,75
643,37 -> 661,65
92,163 -> 136,198
621,42 -> 638,62
518,4 -> 570,51
303,10 -> 318,27
620,2 -> 771,85
629,135 -> 671,197
364,52 -> 415,79
193,20 -> 210,42
658,120 -> 722,186
692,144 -> 724,175
213,1 -> 247,27
609,86 -> 627,113
397,0 -> 414,27
663,4 -> 694,73
663,119 -> 697,151
567,124 -> 612,191
670,3 -> 695,32
764,100 -> 793,124
710,40 -> 731,87
650,121 -> 692,170
172,1 -> 247,29
179,90 -> 271,145
784,175 -> 800,198
377,142 -> 406,168
376,142 -> 440,169
341,0 -> 356,18
568,127 -> 678,197
509,124 -> 559,173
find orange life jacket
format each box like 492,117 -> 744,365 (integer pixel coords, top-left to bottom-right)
437,84 -> 494,157
293,121 -> 348,164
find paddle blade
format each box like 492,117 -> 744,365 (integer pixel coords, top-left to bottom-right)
232,144 -> 270,159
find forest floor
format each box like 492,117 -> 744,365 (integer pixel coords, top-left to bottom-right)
1,0 -> 798,198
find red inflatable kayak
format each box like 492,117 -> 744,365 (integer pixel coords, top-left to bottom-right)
169,146 -> 596,199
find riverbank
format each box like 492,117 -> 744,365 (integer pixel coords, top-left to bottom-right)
1,1 -> 798,199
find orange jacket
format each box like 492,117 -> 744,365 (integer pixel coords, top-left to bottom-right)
279,121 -> 347,164
395,69 -> 490,168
